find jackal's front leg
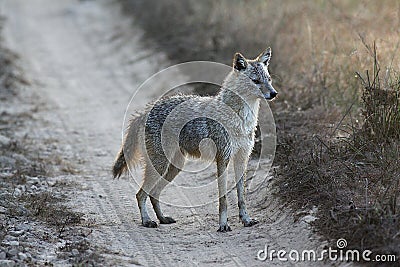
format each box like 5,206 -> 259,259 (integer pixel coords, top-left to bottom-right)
216,159 -> 231,232
234,151 -> 258,227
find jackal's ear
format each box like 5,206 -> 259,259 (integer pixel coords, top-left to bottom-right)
233,53 -> 247,71
257,47 -> 272,65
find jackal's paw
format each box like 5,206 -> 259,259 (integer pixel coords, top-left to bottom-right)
243,218 -> 259,227
142,220 -> 158,228
159,216 -> 176,224
217,224 -> 232,232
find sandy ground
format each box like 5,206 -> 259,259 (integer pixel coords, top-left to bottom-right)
1,0 -> 325,266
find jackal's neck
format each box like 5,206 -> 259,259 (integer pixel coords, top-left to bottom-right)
217,72 -> 260,119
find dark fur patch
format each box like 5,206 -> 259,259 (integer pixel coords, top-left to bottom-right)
112,149 -> 127,178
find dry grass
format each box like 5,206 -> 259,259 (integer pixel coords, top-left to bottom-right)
275,52 -> 400,258
121,0 -> 400,106
120,0 -> 400,259
357,44 -> 400,141
21,192 -> 82,227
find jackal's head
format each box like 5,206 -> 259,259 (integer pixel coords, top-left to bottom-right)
233,47 -> 278,100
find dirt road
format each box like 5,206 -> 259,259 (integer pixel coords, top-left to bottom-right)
1,0 -> 322,265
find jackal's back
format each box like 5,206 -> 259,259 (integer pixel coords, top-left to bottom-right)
145,95 -> 231,162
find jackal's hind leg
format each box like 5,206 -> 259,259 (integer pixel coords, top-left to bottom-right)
136,163 -> 164,228
136,188 -> 157,228
150,197 -> 176,224
150,153 -> 184,224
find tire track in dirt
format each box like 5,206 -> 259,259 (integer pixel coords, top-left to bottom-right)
1,0 -> 323,266
96,179 -> 174,266
92,180 -> 162,266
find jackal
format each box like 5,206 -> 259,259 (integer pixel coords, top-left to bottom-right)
113,47 -> 277,232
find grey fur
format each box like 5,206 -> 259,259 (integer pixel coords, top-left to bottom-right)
112,47 -> 277,232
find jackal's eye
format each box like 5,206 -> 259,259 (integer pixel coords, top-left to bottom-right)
253,80 -> 262,85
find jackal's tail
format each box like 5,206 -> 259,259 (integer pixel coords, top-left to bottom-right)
112,114 -> 145,178
112,148 -> 127,178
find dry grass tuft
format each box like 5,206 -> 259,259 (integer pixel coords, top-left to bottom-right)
356,44 -> 400,141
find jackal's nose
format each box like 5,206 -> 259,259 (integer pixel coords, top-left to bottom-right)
270,91 -> 278,99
